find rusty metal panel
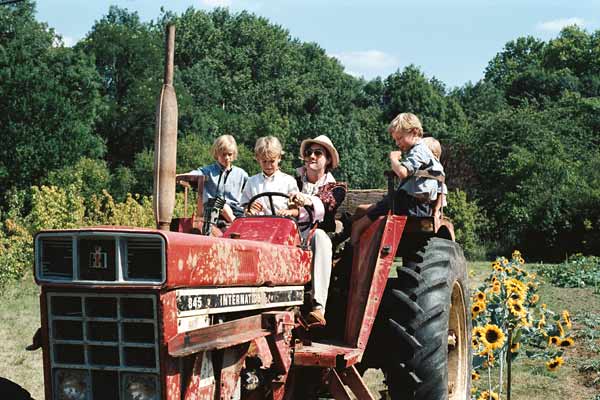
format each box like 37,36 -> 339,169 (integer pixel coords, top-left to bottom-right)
161,290 -> 179,344
184,352 -> 215,400
326,369 -> 352,400
338,366 -> 375,400
219,344 -> 249,400
164,355 -> 182,400
168,315 -> 267,358
344,215 -> 406,349
35,225 -> 312,288
223,217 -> 301,246
292,342 -> 363,368
164,229 -> 311,287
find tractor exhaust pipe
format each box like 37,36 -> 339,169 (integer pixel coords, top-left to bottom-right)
153,24 -> 178,230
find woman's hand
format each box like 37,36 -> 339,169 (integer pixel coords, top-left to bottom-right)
276,208 -> 299,218
290,192 -> 312,207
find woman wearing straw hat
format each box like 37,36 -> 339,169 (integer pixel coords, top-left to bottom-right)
280,135 -> 346,326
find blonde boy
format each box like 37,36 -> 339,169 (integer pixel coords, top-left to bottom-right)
241,136 -> 299,215
179,134 -> 248,222
351,113 -> 445,244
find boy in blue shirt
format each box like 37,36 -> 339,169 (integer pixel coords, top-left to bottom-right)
179,135 -> 248,222
351,113 -> 445,244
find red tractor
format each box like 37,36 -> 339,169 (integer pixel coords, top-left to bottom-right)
30,25 -> 470,400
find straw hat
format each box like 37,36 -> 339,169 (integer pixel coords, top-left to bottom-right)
299,135 -> 340,170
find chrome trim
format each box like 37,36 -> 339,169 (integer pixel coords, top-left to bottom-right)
36,232 -> 166,285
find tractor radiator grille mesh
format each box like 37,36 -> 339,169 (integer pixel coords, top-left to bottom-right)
47,292 -> 160,398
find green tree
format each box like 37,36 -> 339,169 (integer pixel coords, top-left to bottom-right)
484,36 -> 545,90
0,1 -> 104,200
77,6 -> 163,167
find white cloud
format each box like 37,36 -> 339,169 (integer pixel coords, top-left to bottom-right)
201,0 -> 232,7
330,50 -> 399,79
51,34 -> 77,48
61,35 -> 77,47
537,17 -> 585,32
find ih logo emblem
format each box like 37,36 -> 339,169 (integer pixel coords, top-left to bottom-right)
90,245 -> 107,269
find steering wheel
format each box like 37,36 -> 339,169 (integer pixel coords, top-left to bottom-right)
245,192 -> 314,229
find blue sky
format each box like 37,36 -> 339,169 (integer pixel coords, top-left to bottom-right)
36,0 -> 600,88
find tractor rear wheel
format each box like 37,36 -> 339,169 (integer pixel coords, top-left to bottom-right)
381,237 -> 471,400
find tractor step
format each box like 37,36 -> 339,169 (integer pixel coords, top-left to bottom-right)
293,341 -> 363,369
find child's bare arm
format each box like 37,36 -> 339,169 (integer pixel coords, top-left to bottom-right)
390,151 -> 409,179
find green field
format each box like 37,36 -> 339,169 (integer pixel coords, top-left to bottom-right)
1,262 -> 599,399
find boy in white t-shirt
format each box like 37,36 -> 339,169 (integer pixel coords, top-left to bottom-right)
241,136 -> 299,215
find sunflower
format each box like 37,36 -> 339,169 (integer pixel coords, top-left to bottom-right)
512,249 -> 521,258
515,267 -> 524,274
518,256 -> 525,264
492,261 -> 502,271
509,290 -> 525,302
472,337 -> 480,349
472,301 -> 486,316
559,337 -> 574,347
491,283 -> 501,294
481,324 -> 506,350
546,356 -> 564,372
508,300 -> 527,318
549,336 -> 560,346
558,322 -> 565,337
478,390 -> 500,400
475,291 -> 486,302
519,316 -> 532,327
537,314 -> 546,329
504,278 -> 527,294
502,258 -> 508,266
527,281 -> 539,290
562,310 -> 572,329
473,326 -> 485,338
480,350 -> 496,367
505,267 -> 513,274
530,294 -> 539,304
471,370 -> 480,381
510,341 -> 520,353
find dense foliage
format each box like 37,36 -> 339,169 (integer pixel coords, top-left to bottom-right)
535,255 -> 600,290
2,0 -> 600,287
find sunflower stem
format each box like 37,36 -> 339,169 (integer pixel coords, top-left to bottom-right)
507,330 -> 513,400
488,363 -> 492,395
499,349 -> 504,397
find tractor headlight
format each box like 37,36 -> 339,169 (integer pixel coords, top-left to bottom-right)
55,369 -> 88,400
122,373 -> 159,400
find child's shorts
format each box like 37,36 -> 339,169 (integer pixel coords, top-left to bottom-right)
366,190 -> 431,221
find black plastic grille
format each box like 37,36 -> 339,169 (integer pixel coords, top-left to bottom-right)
40,237 -> 73,279
48,293 -> 159,373
125,238 -> 163,280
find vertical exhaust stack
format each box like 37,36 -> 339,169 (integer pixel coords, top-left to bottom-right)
153,24 -> 178,230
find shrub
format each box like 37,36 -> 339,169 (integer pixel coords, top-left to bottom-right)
445,189 -> 488,259
535,254 -> 600,290
26,185 -> 86,232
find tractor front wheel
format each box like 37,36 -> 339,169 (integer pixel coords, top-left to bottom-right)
382,237 -> 471,400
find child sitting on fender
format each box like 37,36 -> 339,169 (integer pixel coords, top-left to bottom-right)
351,112 -> 445,245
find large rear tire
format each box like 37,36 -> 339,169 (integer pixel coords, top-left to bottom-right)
381,237 -> 471,400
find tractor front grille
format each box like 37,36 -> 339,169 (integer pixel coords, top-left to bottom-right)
47,292 -> 160,398
36,233 -> 165,285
